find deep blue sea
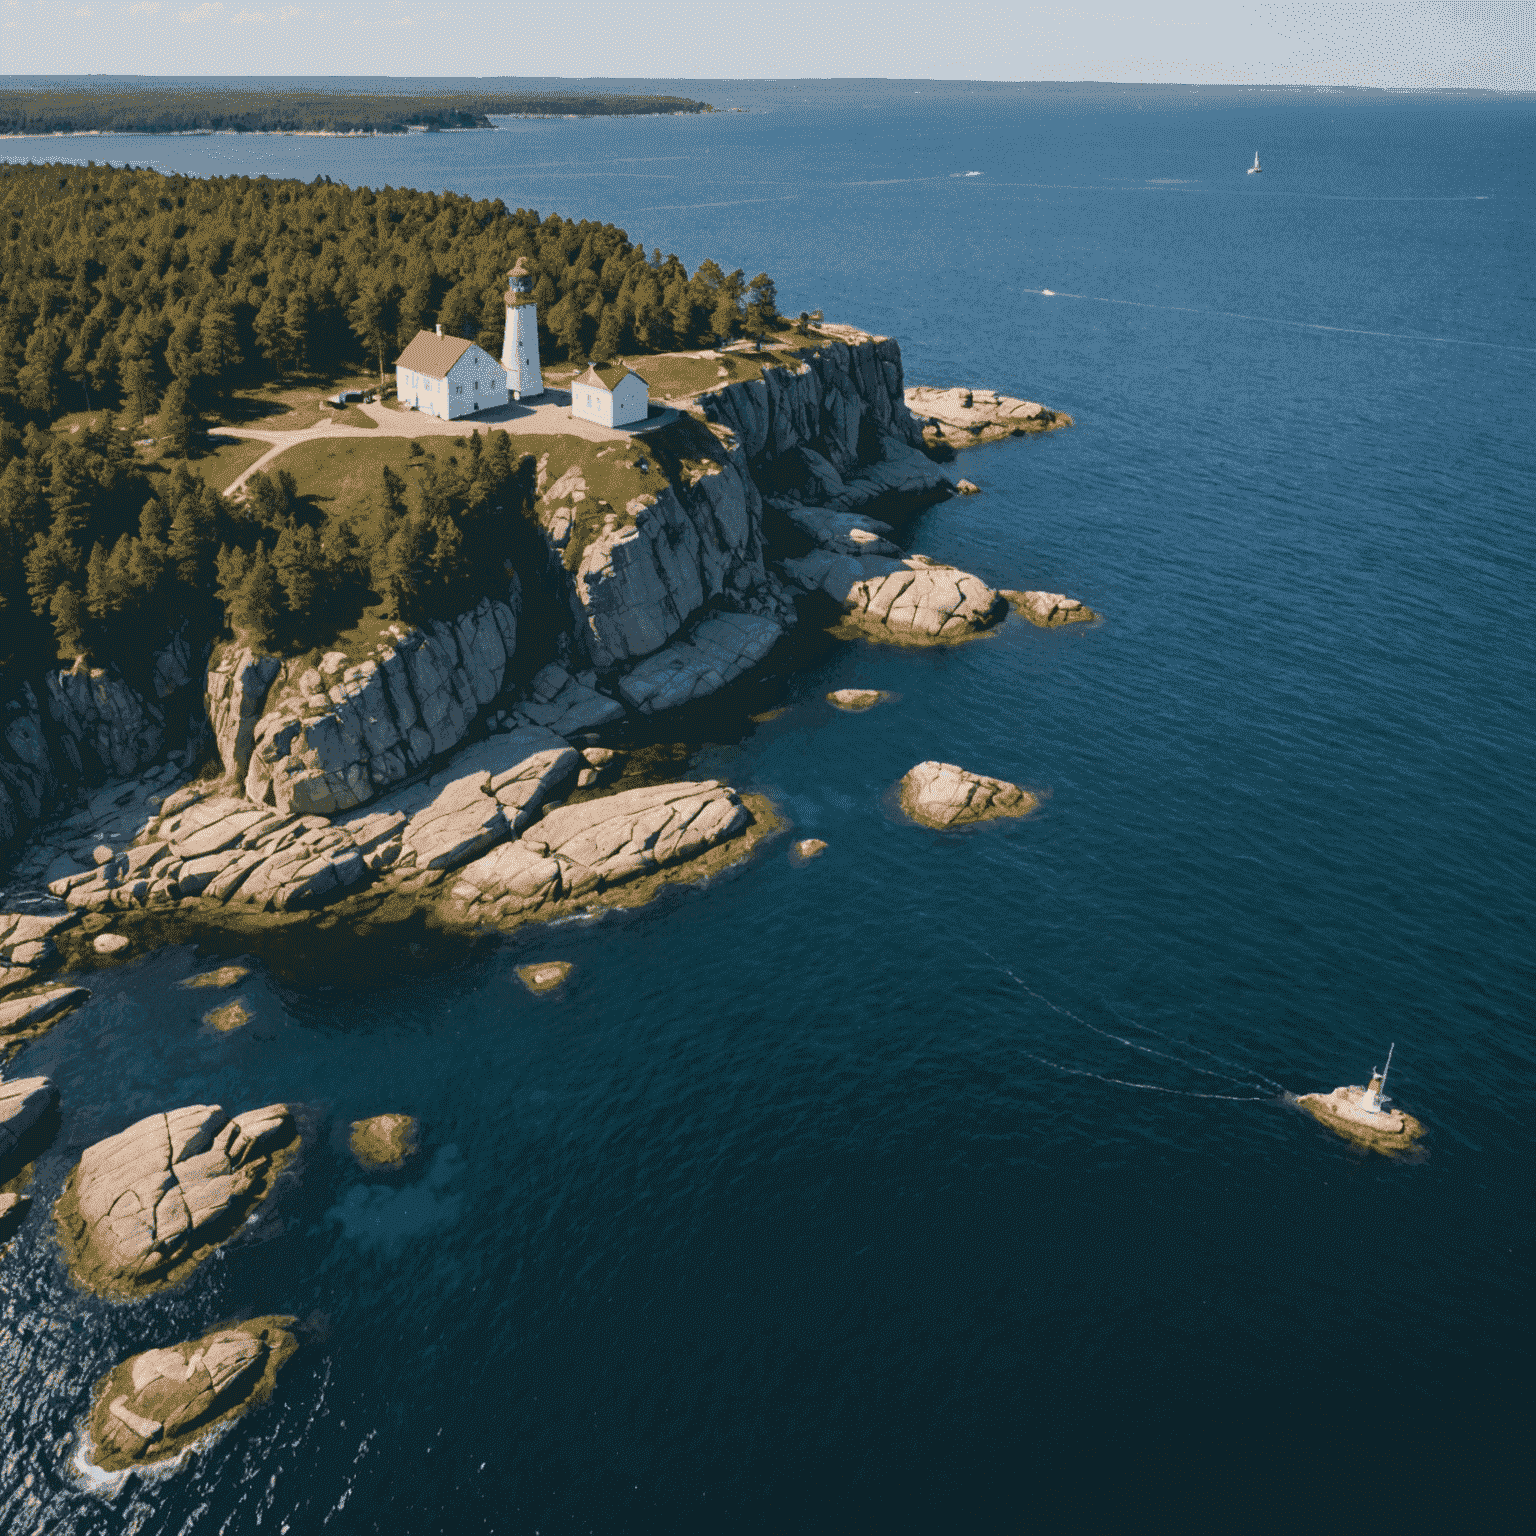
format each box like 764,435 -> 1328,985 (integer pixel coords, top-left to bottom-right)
2,82 -> 1533,1532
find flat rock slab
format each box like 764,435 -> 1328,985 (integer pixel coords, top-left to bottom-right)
512,663 -> 625,737
904,386 -> 1067,445
1297,1087 -> 1426,1156
0,1075 -> 58,1163
86,1316 -> 299,1472
350,1114 -> 418,1168
449,780 -> 755,926
790,839 -> 828,864
93,933 -> 130,955
827,689 -> 894,712
1001,590 -> 1097,627
517,961 -> 572,994
57,1101 -> 297,1297
899,761 -> 1038,830
619,613 -> 784,714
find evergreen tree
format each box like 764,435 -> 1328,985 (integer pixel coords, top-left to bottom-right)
744,274 -> 779,341
226,541 -> 280,648
157,379 -> 194,459
49,581 -> 86,658
119,354 -> 157,428
17,324 -> 63,417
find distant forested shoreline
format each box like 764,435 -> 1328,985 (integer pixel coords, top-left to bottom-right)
0,89 -> 712,137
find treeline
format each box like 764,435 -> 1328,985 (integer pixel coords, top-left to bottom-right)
0,417 -> 534,679
0,162 -> 781,426
0,90 -> 711,137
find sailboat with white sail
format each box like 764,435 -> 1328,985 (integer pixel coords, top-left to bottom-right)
1247,151 -> 1262,175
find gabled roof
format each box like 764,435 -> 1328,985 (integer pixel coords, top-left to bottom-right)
395,330 -> 475,379
575,362 -> 647,393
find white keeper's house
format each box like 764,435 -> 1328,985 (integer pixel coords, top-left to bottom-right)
570,362 -> 650,429
395,324 -> 508,420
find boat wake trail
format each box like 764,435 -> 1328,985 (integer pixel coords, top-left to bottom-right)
1021,288 -> 1536,355
974,944 -> 1283,1101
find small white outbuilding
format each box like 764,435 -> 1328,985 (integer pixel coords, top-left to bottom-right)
395,325 -> 508,421
570,363 -> 650,429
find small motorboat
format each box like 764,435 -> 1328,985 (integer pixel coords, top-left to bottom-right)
1040,289 -> 1055,297
1247,151 -> 1262,175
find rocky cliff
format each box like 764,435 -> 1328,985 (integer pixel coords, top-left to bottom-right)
0,635 -> 202,852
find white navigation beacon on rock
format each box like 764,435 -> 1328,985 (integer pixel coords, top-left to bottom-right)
1359,1042 -> 1395,1114
502,256 -> 543,401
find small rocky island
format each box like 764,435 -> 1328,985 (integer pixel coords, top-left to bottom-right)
85,1317 -> 299,1473
898,763 -> 1038,830
56,1103 -> 298,1297
1297,1082 -> 1425,1155
350,1114 -> 418,1168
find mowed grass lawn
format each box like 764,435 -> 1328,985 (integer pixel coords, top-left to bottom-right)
278,435 -> 423,544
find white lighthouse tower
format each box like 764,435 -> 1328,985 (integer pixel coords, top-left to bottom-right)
501,257 -> 543,400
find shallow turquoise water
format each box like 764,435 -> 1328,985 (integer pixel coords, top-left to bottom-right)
2,83 -> 1533,1531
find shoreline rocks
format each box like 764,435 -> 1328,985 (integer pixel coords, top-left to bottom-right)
904,385 -> 1071,449
56,1102 -> 298,1297
447,780 -> 757,928
85,1316 -> 299,1473
898,762 -> 1038,830
1002,590 -> 1097,627
786,553 -> 1006,644
349,1114 -> 418,1168
1,1075 -> 58,1168
618,612 -> 784,714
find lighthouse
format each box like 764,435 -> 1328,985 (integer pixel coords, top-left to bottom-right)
501,257 -> 543,400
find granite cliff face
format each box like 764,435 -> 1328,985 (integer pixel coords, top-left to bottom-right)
0,635 -> 202,851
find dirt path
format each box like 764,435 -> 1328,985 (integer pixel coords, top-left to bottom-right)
215,392 -> 679,497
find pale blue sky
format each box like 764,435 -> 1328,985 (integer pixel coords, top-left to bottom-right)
1,1 -> 1531,90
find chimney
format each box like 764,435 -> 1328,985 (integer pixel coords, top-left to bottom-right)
435,323 -> 442,337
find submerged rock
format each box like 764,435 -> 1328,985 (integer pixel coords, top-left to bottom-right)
350,1114 -> 418,1168
517,961 -> 572,994
182,965 -> 250,990
86,1316 -> 299,1472
898,762 -> 1038,830
826,688 -> 892,712
1002,590 -> 1097,627
56,1102 -> 297,1296
202,1000 -> 252,1032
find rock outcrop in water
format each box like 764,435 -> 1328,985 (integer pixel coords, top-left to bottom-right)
86,1317 -> 299,1472
1002,590 -> 1097,627
447,780 -> 755,926
0,1074 -> 57,1167
898,762 -> 1038,829
904,386 -> 1069,449
350,1114 -> 418,1167
785,553 -> 1006,643
56,1102 -> 297,1296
